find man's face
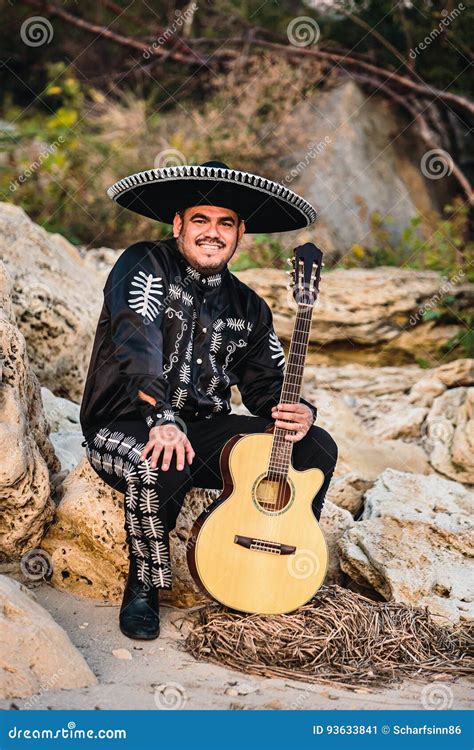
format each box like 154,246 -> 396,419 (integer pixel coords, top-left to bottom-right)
172,205 -> 245,276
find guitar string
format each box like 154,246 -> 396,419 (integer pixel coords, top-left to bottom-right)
270,302 -> 314,545
270,306 -> 312,487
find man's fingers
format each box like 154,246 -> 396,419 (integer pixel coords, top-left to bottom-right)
140,440 -> 155,461
175,442 -> 185,471
275,419 -> 303,431
149,443 -> 164,469
160,444 -> 174,471
185,439 -> 195,464
284,430 -> 305,442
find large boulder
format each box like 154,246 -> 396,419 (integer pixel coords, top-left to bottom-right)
337,469 -> 474,624
422,386 -> 473,485
0,262 -> 58,560
0,202 -> 102,401
0,575 -> 97,699
283,79 -> 449,258
40,386 -> 84,474
236,266 -> 471,366
311,387 -> 431,516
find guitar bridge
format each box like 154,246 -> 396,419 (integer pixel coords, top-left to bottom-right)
234,535 -> 296,555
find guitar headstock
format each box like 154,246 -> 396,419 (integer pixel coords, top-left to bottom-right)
286,242 -> 324,306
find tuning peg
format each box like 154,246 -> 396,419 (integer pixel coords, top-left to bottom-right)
286,258 -> 293,265
322,262 -> 325,267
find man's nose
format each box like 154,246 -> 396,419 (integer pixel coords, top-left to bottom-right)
205,225 -> 221,237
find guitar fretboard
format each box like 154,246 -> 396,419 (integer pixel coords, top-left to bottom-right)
267,303 -> 313,480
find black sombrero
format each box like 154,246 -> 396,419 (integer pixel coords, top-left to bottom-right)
106,160 -> 316,233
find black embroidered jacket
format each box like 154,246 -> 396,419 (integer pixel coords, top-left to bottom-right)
79,237 -> 317,440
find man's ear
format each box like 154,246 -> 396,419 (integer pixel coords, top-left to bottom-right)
172,212 -> 183,237
237,219 -> 246,242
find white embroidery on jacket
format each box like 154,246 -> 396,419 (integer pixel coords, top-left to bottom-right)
269,331 -> 286,369
168,283 -> 182,300
163,307 -> 188,376
179,362 -> 191,384
172,387 -> 187,408
226,317 -> 246,331
128,271 -> 164,322
206,375 -> 220,395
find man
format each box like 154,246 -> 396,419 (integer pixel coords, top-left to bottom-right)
79,160 -> 338,640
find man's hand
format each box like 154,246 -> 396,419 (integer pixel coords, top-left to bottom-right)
140,423 -> 195,471
271,402 -> 313,442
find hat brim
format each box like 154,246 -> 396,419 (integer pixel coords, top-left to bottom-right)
106,165 -> 316,233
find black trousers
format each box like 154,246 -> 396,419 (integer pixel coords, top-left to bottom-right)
83,413 -> 338,591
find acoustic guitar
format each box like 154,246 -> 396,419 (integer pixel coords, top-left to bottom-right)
186,243 -> 327,614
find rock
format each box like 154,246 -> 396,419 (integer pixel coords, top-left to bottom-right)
225,681 -> 260,696
80,246 -> 123,279
112,648 -> 132,660
237,266 -> 448,347
371,406 -> 429,440
40,458 -> 133,603
0,575 -> 97,699
0,202 -> 102,401
49,432 -> 86,474
408,359 -> 474,408
41,387 -> 81,433
326,472 -> 372,516
423,387 -> 473,485
312,389 -> 431,481
41,457 -> 220,606
0,262 -> 58,560
304,363 -> 423,396
319,500 -> 354,582
235,266 -> 471,366
284,80 -> 448,258
337,469 -> 474,624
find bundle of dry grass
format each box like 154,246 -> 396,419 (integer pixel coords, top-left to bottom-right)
184,585 -> 473,688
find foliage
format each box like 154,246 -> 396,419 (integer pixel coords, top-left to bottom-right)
343,198 -> 473,280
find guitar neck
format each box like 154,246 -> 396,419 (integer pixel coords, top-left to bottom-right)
267,303 -> 313,479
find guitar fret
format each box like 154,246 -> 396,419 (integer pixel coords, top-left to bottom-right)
266,273 -> 318,479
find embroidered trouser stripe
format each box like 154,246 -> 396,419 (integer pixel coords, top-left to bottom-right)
85,427 -> 172,590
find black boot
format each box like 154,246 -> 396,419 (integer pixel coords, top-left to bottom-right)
119,543 -> 160,640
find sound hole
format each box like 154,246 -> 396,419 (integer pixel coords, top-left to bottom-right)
254,476 -> 292,512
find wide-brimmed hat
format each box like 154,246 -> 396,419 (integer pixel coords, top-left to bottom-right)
106,160 -> 316,233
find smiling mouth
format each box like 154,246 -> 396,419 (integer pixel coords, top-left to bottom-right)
198,243 -> 224,251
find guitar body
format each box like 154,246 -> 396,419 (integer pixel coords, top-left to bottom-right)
187,428 -> 328,614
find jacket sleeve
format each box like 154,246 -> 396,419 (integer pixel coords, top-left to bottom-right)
236,297 -> 317,423
103,243 -> 177,429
